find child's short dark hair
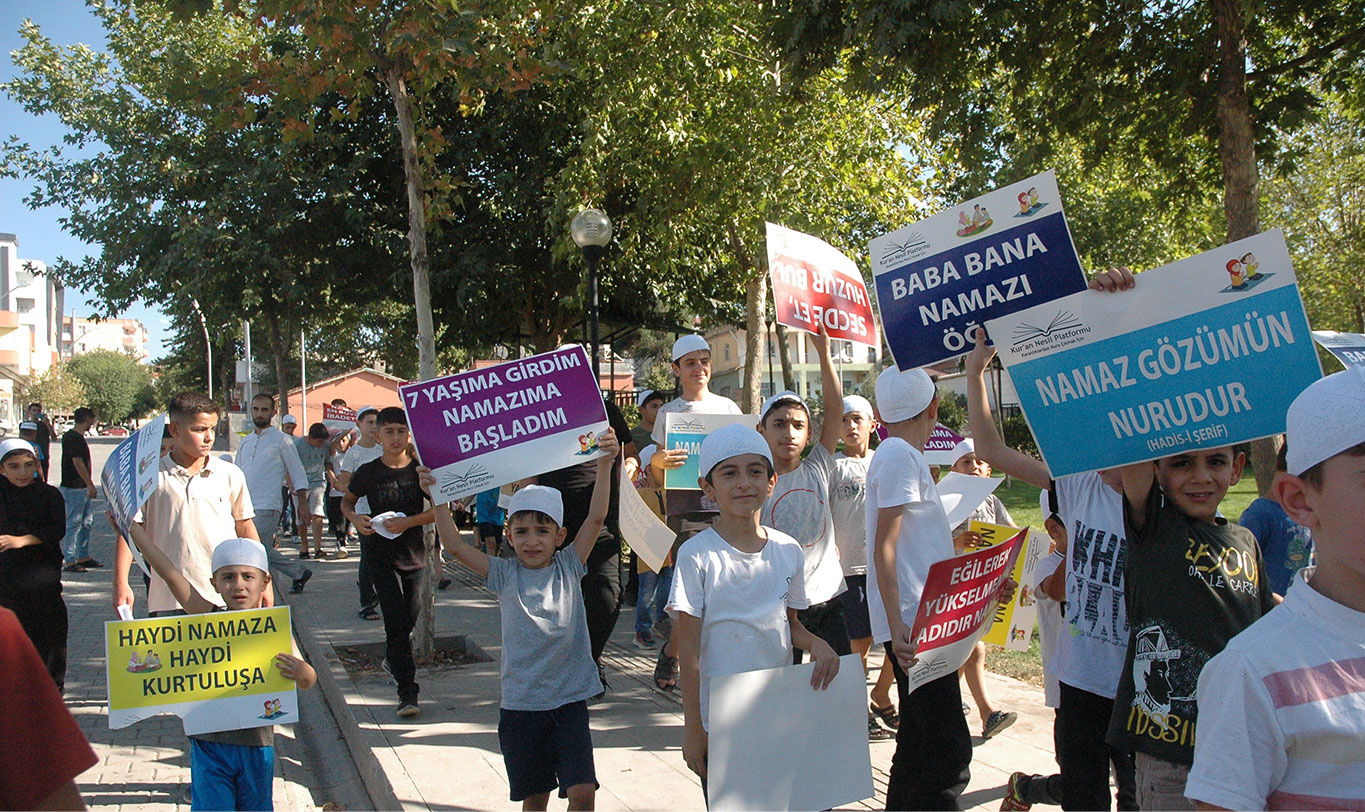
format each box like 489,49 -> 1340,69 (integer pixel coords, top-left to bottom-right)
508,510 -> 558,528
377,406 -> 407,427
169,391 -> 220,423
73,406 -> 95,423
308,422 -> 329,439
703,457 -> 775,485
640,390 -> 666,408
1300,442 -> 1365,490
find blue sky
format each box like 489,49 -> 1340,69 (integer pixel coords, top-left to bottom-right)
2,0 -> 171,358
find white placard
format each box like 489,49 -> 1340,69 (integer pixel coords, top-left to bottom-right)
707,654 -> 873,811
935,471 -> 1004,527
618,465 -> 676,573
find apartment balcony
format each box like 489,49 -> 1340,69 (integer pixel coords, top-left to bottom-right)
0,349 -> 21,366
0,311 -> 18,336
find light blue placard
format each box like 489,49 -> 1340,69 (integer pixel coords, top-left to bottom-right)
665,429 -> 707,490
1010,285 -> 1321,476
1312,330 -> 1365,369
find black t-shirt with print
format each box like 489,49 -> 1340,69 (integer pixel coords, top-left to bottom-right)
348,457 -> 428,572
1107,481 -> 1274,765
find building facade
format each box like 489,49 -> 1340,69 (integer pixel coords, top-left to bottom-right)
62,316 -> 150,361
705,325 -> 882,402
0,232 -> 65,423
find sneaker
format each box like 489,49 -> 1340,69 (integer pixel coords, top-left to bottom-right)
437,577 -> 452,590
396,701 -> 419,718
868,714 -> 894,742
633,631 -> 655,650
78,557 -> 103,568
982,709 -> 1018,739
999,772 -> 1032,811
289,569 -> 313,594
299,550 -> 311,560
335,544 -> 349,558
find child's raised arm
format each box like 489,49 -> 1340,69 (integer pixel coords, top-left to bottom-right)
1119,461 -> 1158,533
418,467 -> 491,579
811,324 -> 844,453
127,522 -> 216,614
571,429 -> 620,564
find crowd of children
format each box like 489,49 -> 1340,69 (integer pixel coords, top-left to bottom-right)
30,260 -> 1363,812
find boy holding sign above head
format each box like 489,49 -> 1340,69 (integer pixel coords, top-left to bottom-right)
867,365 -> 982,809
667,423 -> 839,794
758,325 -> 849,663
966,269 -> 1139,812
1186,368 -> 1365,812
342,407 -> 435,719
421,429 -> 620,812
128,534 -> 315,812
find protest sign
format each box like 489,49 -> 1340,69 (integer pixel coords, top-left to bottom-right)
871,170 -> 1088,370
922,424 -> 967,466
766,222 -> 878,347
618,464 -> 675,573
100,414 -> 167,579
971,522 -> 1045,651
663,412 -> 760,491
935,471 -> 1003,528
904,531 -> 1023,694
106,607 -> 297,735
322,402 -> 357,430
986,230 -> 1322,477
707,654 -> 872,811
401,346 -> 609,502
1312,330 -> 1365,369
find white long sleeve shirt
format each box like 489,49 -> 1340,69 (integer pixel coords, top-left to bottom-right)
236,427 -> 308,513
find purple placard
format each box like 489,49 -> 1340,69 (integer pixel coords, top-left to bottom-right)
400,346 -> 610,501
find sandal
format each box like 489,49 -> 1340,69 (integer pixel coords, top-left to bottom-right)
870,702 -> 900,730
358,607 -> 381,622
654,648 -> 678,691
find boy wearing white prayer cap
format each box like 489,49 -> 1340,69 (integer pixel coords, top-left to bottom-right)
665,423 -> 839,797
647,333 -> 742,452
127,533 -> 316,811
1187,367 -> 1365,812
422,430 -> 621,810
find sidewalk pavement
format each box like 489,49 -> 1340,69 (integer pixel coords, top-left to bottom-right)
284,531 -> 1064,812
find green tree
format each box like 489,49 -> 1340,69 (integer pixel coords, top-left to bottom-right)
22,362 -> 88,415
67,349 -> 154,424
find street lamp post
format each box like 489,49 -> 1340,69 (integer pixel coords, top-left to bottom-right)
570,208 -> 612,384
189,296 -> 212,400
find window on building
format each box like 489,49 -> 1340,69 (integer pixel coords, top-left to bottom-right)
15,298 -> 34,314
867,347 -> 877,363
724,344 -> 731,362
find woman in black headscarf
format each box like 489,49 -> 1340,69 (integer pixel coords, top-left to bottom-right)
0,437 -> 69,690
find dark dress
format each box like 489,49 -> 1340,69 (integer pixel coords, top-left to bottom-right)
0,476 -> 69,690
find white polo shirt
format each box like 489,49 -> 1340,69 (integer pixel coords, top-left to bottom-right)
236,427 -> 307,513
136,453 -> 255,613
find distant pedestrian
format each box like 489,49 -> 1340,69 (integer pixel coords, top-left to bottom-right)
59,407 -> 101,572
294,423 -> 331,560
27,402 -> 55,480
326,430 -> 352,558
237,394 -> 313,594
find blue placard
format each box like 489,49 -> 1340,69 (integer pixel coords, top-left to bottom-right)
1312,331 -> 1365,369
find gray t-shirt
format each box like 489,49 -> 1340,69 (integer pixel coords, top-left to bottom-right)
293,437 -> 329,488
486,549 -> 602,711
760,443 -> 845,604
831,453 -> 871,576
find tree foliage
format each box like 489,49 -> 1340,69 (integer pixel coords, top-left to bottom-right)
67,349 -> 155,423
22,363 -> 89,415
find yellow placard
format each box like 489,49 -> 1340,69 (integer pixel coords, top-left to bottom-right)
106,607 -> 295,721
970,521 -> 1043,650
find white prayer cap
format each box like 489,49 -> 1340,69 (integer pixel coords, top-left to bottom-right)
638,444 -> 659,470
761,390 -> 806,420
355,405 -> 377,421
17,421 -> 37,432
842,395 -> 874,417
281,414 -> 297,425
0,438 -> 36,461
699,423 -> 773,478
949,438 -> 976,465
874,366 -> 936,423
671,334 -> 710,361
1285,367 -> 1365,476
508,485 -> 564,527
211,538 -> 270,574
636,389 -> 657,407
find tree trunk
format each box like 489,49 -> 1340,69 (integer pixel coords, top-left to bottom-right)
741,273 -> 767,413
775,323 -> 796,392
1213,0 -> 1278,494
383,64 -> 439,661
267,314 -> 289,406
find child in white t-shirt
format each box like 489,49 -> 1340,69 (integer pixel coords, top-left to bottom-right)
668,423 -> 839,796
1186,368 -> 1365,811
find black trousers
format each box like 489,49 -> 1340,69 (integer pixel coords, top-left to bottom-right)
1057,682 -> 1137,811
357,544 -> 378,610
792,597 -> 853,663
326,495 -> 349,542
372,565 -> 421,703
582,532 -> 623,663
1,587 -> 67,691
884,645 -> 972,810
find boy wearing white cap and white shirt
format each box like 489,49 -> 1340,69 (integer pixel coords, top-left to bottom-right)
338,406 -> 383,620
421,429 -> 620,811
667,423 -> 839,794
831,394 -> 899,741
755,326 -> 849,661
1186,368 -> 1365,812
127,533 -> 316,811
867,364 -> 979,809
648,334 -> 742,453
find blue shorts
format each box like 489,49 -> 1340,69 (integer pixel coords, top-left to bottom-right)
498,700 -> 597,802
837,574 -> 873,641
189,738 -> 274,811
